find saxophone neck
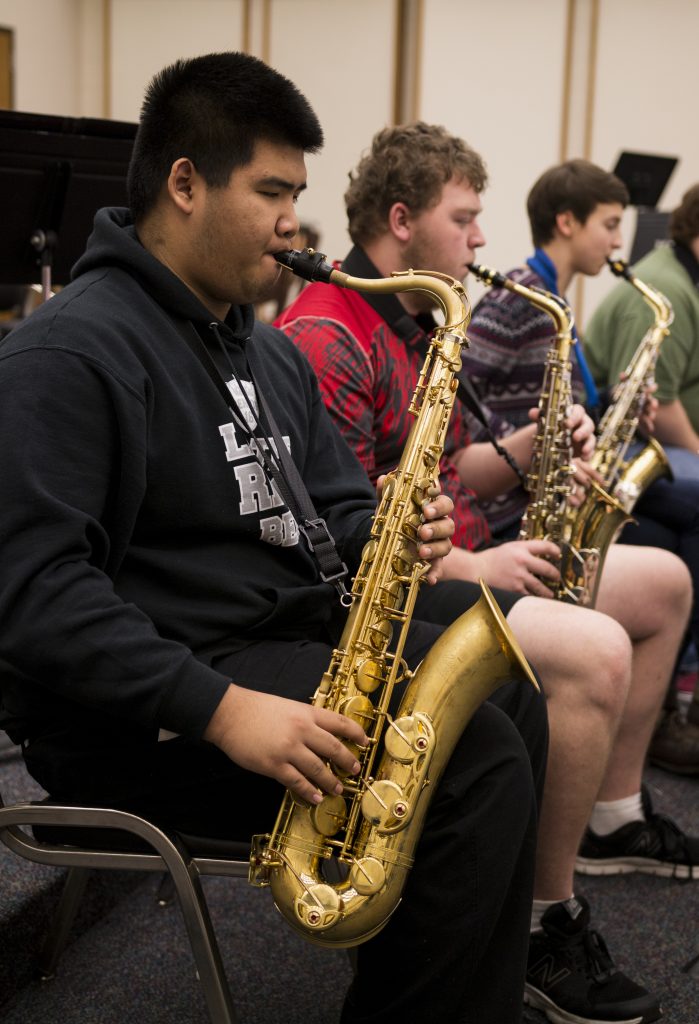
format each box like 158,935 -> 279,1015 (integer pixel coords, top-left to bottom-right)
469,261 -> 574,338
277,248 -> 470,338
607,258 -> 674,327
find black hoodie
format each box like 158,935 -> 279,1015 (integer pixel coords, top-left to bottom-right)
0,208 -> 376,747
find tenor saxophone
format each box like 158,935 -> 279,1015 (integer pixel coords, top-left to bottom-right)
593,258 -> 675,512
249,248 -> 538,948
469,262 -> 630,607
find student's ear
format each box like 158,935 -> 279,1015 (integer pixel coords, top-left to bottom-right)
168,157 -> 197,214
555,210 -> 575,238
388,201 -> 412,242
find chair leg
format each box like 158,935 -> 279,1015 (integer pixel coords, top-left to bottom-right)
38,867 -> 90,980
165,857 -> 238,1024
682,951 -> 699,977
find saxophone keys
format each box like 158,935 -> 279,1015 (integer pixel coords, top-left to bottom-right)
355,659 -> 385,693
384,714 -> 434,764
367,616 -> 393,651
294,884 -> 342,931
361,779 -> 410,829
340,693 -> 376,725
361,538 -> 378,563
310,793 -> 347,837
379,578 -> 405,609
401,513 -> 422,542
391,547 -> 413,577
349,856 -> 386,896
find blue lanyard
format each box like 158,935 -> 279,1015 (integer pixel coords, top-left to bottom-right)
526,248 -> 600,410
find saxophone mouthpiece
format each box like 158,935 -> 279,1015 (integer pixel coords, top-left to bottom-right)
607,257 -> 632,280
468,262 -> 508,288
275,247 -> 335,283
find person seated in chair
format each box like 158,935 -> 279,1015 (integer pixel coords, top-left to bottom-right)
276,123 -> 697,1024
0,53 -> 547,1024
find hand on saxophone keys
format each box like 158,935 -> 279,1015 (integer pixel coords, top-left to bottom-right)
615,372 -> 659,438
417,492 -> 455,585
568,457 -> 606,506
566,403 -> 597,462
203,684 -> 369,805
375,477 -> 455,586
527,402 -> 596,463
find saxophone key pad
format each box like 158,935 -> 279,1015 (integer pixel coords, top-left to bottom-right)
294,884 -> 342,930
349,856 -> 386,895
310,793 -> 347,837
384,714 -> 434,764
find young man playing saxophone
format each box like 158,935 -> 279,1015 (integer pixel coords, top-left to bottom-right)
276,123 -> 696,1024
0,53 -> 552,1024
586,182 -> 699,465
464,159 -> 699,775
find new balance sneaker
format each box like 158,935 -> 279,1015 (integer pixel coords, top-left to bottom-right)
525,896 -> 661,1024
576,786 -> 699,878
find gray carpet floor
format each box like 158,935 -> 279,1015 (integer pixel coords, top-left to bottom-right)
1,741 -> 698,1023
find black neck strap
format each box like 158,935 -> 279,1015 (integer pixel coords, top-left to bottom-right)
174,318 -> 351,603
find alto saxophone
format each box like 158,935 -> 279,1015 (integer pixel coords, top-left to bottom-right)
469,262 -> 630,607
592,258 -> 675,512
249,248 -> 538,948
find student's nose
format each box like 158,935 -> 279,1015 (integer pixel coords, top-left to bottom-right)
470,221 -> 486,250
278,203 -> 300,241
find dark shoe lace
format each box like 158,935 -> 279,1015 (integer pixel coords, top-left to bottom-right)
557,925 -> 617,985
645,810 -> 699,870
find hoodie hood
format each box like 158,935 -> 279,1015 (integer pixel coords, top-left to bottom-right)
72,207 -> 254,340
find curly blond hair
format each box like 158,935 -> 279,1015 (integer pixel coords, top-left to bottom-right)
345,122 -> 488,246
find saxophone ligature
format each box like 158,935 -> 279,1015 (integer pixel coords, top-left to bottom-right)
469,262 -> 630,607
595,258 -> 675,511
249,248 -> 538,948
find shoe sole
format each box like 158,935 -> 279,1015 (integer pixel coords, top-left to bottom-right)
576,855 -> 699,878
524,984 -> 657,1024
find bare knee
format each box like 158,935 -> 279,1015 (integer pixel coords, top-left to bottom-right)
601,545 -> 692,631
588,616 -> 633,718
509,599 -> 632,720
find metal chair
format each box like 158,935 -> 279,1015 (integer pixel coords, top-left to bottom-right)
0,786 -> 252,1023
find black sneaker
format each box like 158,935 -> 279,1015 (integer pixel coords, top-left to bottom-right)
576,786 -> 699,879
525,896 -> 661,1023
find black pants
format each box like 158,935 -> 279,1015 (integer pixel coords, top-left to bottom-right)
24,580 -> 547,1024
619,473 -> 699,695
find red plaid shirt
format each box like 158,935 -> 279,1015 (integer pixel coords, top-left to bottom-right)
276,273 -> 491,551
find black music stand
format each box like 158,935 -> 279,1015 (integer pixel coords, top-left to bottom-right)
0,110 -> 137,301
612,151 -> 678,264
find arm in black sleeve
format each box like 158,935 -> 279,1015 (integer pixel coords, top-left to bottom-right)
0,347 -> 231,737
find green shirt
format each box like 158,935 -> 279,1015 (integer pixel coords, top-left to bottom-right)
584,243 -> 699,431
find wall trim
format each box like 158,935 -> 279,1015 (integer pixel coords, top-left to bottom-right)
559,0 -> 575,161
583,0 -> 599,159
102,0 -> 111,118
392,0 -> 423,124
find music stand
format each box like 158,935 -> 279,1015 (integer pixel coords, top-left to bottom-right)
0,110 -> 137,301
612,151 -> 678,264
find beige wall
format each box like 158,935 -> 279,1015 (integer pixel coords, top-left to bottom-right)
0,0 -> 697,327
0,0 -> 82,114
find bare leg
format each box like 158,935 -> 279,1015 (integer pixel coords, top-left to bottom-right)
506,597 -> 632,899
596,545 -> 691,799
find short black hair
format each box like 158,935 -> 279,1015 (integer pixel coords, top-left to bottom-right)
527,159 -> 629,247
127,51 -> 323,221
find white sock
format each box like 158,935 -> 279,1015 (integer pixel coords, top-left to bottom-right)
530,895 -> 573,933
589,792 -> 644,835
